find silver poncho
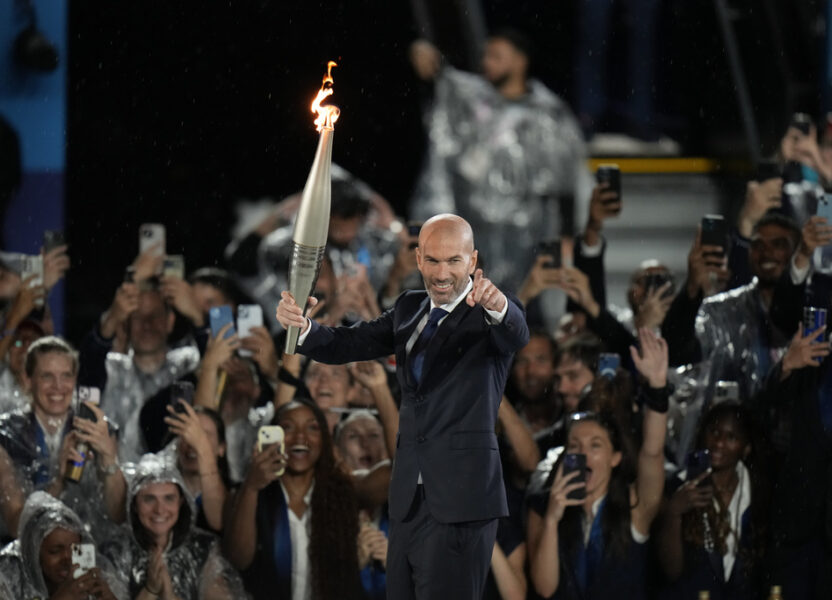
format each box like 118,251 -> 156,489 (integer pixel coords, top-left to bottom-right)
410,66 -> 591,291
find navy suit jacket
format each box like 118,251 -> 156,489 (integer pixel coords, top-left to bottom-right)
300,289 -> 529,523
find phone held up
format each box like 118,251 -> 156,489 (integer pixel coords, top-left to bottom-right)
562,453 -> 587,501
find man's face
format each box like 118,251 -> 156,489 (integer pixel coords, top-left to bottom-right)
338,417 -> 388,471
9,327 -> 42,377
192,282 -> 231,314
305,361 -> 350,432
135,482 -> 182,542
329,215 -> 363,248
555,356 -> 594,413
749,223 -> 795,285
416,227 -> 477,305
39,527 -> 81,588
28,351 -> 76,419
129,290 -> 172,354
482,38 -> 527,88
512,336 -> 556,401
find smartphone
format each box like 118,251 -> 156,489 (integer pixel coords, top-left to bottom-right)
701,215 -> 727,254
21,255 -> 44,308
804,306 -> 827,336
791,112 -> 813,135
562,453 -> 587,501
596,164 -> 621,205
237,304 -> 264,358
170,381 -> 194,414
139,223 -> 166,257
43,230 -> 65,253
258,425 -> 286,477
536,239 -> 561,269
756,159 -> 782,182
644,272 -> 675,299
124,265 -> 136,283
686,449 -> 711,483
817,195 -> 832,225
598,353 -> 620,379
163,255 -> 185,279
76,386 -> 100,422
209,305 -> 236,339
71,542 -> 96,579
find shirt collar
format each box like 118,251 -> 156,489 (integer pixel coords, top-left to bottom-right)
429,278 -> 473,314
279,479 -> 315,509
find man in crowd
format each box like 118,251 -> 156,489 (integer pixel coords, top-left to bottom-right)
409,29 -> 590,292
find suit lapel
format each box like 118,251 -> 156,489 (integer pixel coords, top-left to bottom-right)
400,297 -> 430,389
416,301 -> 473,389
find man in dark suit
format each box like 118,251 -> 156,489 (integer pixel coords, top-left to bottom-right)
276,214 -> 529,599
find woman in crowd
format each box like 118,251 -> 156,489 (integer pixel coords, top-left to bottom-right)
527,329 -> 669,599
164,403 -> 229,533
224,398 -> 363,600
656,401 -> 766,599
0,491 -> 125,599
101,455 -> 244,600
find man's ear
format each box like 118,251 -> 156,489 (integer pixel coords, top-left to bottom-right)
469,250 -> 478,274
415,246 -> 423,270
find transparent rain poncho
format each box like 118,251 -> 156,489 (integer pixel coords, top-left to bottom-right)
0,491 -> 127,599
0,407 -> 123,545
0,363 -> 29,415
102,454 -> 247,600
102,346 -> 200,462
665,361 -> 714,468
694,279 -> 789,403
409,66 -> 592,292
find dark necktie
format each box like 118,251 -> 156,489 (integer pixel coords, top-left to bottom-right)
410,307 -> 448,383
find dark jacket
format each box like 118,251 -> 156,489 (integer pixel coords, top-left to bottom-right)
300,289 -> 529,523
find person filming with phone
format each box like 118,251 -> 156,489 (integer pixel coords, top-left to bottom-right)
526,328 -> 669,599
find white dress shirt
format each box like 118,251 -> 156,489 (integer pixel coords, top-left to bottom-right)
280,480 -> 315,600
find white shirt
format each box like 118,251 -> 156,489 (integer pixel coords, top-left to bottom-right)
580,495 -> 648,546
280,480 -> 315,600
720,461 -> 751,580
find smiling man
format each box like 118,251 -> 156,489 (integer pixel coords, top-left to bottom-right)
276,213 -> 529,599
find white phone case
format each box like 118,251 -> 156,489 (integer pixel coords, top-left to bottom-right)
139,223 -> 166,257
237,304 -> 264,357
72,543 -> 96,579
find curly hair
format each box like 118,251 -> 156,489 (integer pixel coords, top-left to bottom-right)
274,399 -> 363,600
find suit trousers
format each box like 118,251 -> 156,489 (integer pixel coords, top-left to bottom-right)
386,484 -> 498,600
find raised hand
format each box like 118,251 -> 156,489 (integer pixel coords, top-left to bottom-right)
240,325 -> 279,379
686,227 -> 729,299
629,328 -> 668,388
667,470 -> 714,517
243,443 -> 287,492
781,323 -> 830,378
545,465 -> 586,524
466,269 -> 507,312
42,244 -> 70,290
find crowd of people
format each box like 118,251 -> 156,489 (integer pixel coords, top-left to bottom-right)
2,27 -> 832,600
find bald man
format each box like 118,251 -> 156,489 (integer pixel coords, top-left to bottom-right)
277,214 -> 529,599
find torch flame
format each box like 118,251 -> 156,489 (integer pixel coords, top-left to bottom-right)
311,60 -> 340,132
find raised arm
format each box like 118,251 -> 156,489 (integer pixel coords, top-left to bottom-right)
349,361 -> 399,458
498,397 -> 539,473
629,329 -> 670,535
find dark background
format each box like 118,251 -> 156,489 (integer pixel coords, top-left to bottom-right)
65,0 -> 826,342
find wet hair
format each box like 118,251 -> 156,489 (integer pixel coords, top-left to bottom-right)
273,398 -> 362,600
489,27 -> 533,61
683,402 -> 769,573
188,267 -> 249,306
554,333 -> 601,373
752,213 -> 800,246
24,336 -> 78,378
555,410 -> 637,559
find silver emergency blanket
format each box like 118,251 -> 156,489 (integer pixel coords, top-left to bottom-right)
694,278 -> 788,402
410,66 -> 591,292
102,454 -> 247,599
0,491 -> 127,599
0,364 -> 29,414
102,346 -> 200,462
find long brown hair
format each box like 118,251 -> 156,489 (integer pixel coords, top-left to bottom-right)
275,399 -> 362,600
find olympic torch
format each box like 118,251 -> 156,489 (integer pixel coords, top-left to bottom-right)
285,61 -> 340,354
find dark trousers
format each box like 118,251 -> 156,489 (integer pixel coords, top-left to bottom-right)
386,485 -> 498,600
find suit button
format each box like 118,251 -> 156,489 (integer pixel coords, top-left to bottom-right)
417,436 -> 425,443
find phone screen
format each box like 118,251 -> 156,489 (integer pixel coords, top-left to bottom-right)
170,381 -> 194,414
701,215 -> 727,253
562,453 -> 587,500
209,305 -> 236,339
536,239 -> 561,269
686,449 -> 711,483
596,164 -> 621,200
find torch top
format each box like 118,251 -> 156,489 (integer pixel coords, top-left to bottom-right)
312,61 -> 340,132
